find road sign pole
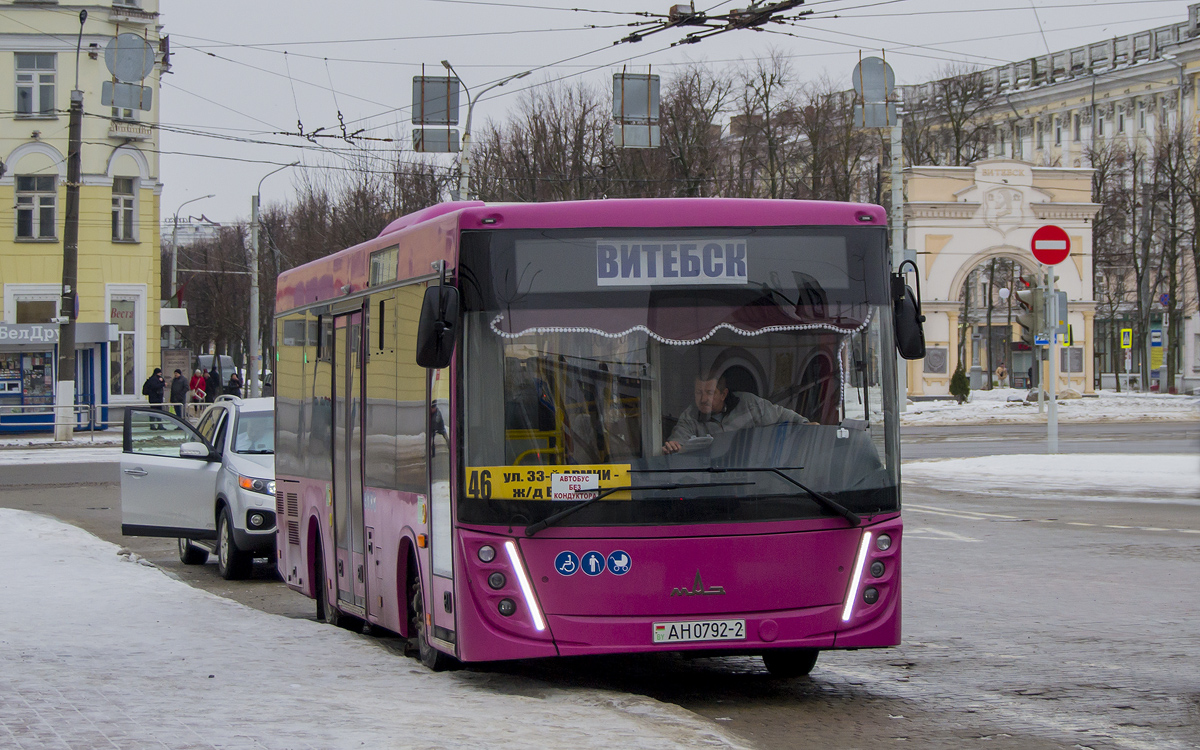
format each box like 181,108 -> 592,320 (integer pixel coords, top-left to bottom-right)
891,120 -> 906,413
1046,266 -> 1058,454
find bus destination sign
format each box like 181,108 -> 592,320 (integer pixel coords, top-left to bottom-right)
465,464 -> 631,501
597,240 -> 748,286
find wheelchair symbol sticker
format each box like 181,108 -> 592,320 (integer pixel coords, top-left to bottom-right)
581,551 -> 606,576
554,551 -> 579,576
606,550 -> 631,575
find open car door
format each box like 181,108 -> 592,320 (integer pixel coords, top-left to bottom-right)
120,407 -> 221,539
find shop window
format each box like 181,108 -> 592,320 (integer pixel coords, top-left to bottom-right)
15,299 -> 55,324
110,298 -> 138,396
15,175 -> 56,239
15,53 -> 55,117
112,177 -> 136,241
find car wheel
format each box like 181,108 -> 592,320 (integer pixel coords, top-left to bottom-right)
762,648 -> 819,678
177,537 -> 208,565
410,566 -> 457,671
216,508 -> 252,580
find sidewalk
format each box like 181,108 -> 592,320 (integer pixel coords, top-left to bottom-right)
0,508 -> 744,750
901,388 -> 1200,426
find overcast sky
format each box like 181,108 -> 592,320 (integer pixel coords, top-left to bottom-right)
158,0 -> 1196,224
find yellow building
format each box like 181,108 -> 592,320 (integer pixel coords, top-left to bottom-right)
901,4 -> 1199,392
0,0 -> 164,429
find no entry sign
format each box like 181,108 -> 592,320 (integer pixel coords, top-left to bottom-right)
1031,225 -> 1070,265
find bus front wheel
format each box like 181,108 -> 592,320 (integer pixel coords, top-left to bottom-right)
409,570 -> 456,671
762,648 -> 819,678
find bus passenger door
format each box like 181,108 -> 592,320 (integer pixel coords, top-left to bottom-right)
427,366 -> 456,647
332,309 -> 368,614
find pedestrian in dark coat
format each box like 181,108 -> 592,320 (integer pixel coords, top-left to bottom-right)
142,368 -> 167,430
205,367 -> 221,403
227,370 -> 243,398
169,369 -> 188,418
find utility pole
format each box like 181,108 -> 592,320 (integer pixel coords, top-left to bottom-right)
250,162 -> 298,398
169,195 -> 214,350
890,120 -> 907,412
54,10 -> 86,442
440,61 -> 529,200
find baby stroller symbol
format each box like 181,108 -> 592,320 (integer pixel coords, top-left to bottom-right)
607,550 -> 631,576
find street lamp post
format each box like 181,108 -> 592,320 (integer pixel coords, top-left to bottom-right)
249,162 -> 299,398
169,194 -> 214,350
440,61 -> 530,201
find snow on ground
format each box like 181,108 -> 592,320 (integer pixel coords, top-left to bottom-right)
0,509 -> 744,750
903,453 -> 1200,505
902,388 -> 1199,426
0,431 -> 121,448
0,446 -> 120,465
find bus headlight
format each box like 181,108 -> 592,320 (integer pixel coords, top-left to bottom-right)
876,534 -> 892,551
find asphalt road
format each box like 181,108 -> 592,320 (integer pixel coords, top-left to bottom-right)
2,421 -> 1197,749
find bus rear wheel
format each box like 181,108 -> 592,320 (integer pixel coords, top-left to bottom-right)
409,569 -> 456,671
313,545 -> 363,632
762,648 -> 819,678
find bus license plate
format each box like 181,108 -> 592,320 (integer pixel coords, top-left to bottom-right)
652,619 -> 746,643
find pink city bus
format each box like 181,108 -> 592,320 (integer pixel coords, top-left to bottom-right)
273,198 -> 925,676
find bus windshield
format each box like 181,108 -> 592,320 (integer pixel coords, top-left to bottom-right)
459,226 -> 899,528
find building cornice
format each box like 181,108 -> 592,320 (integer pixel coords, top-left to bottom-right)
906,202 -> 981,220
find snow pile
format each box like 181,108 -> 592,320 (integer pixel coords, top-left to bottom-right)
902,388 -> 1199,426
0,509 -> 745,749
903,453 -> 1200,504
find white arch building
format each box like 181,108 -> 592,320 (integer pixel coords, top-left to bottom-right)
904,160 -> 1100,397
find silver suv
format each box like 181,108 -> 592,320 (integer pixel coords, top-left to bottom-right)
120,397 -> 276,579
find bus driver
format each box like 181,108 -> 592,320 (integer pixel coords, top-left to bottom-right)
662,373 -> 812,454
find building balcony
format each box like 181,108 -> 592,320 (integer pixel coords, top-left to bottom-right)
109,3 -> 158,24
108,120 -> 152,141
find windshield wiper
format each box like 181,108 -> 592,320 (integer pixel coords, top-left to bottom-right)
634,467 -> 860,526
236,449 -> 274,455
524,481 -> 752,537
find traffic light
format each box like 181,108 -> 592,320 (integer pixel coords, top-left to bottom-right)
1015,286 -> 1044,348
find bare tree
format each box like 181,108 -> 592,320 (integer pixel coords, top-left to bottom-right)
902,63 -> 996,166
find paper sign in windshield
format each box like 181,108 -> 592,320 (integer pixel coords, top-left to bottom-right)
596,240 -> 748,286
551,472 -> 599,501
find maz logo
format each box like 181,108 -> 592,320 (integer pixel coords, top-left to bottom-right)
670,571 -> 726,597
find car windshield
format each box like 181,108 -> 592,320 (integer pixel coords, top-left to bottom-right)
458,226 -> 899,528
233,412 -> 274,454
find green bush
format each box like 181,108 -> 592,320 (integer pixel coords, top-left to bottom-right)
949,362 -> 970,404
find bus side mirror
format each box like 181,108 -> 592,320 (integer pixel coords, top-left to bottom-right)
892,262 -> 926,361
416,285 -> 460,369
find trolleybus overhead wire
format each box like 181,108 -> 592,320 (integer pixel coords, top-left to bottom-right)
613,0 -> 813,47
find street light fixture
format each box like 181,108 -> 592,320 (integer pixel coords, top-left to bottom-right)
169,194 -> 214,350
249,161 -> 299,398
440,60 -> 531,200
